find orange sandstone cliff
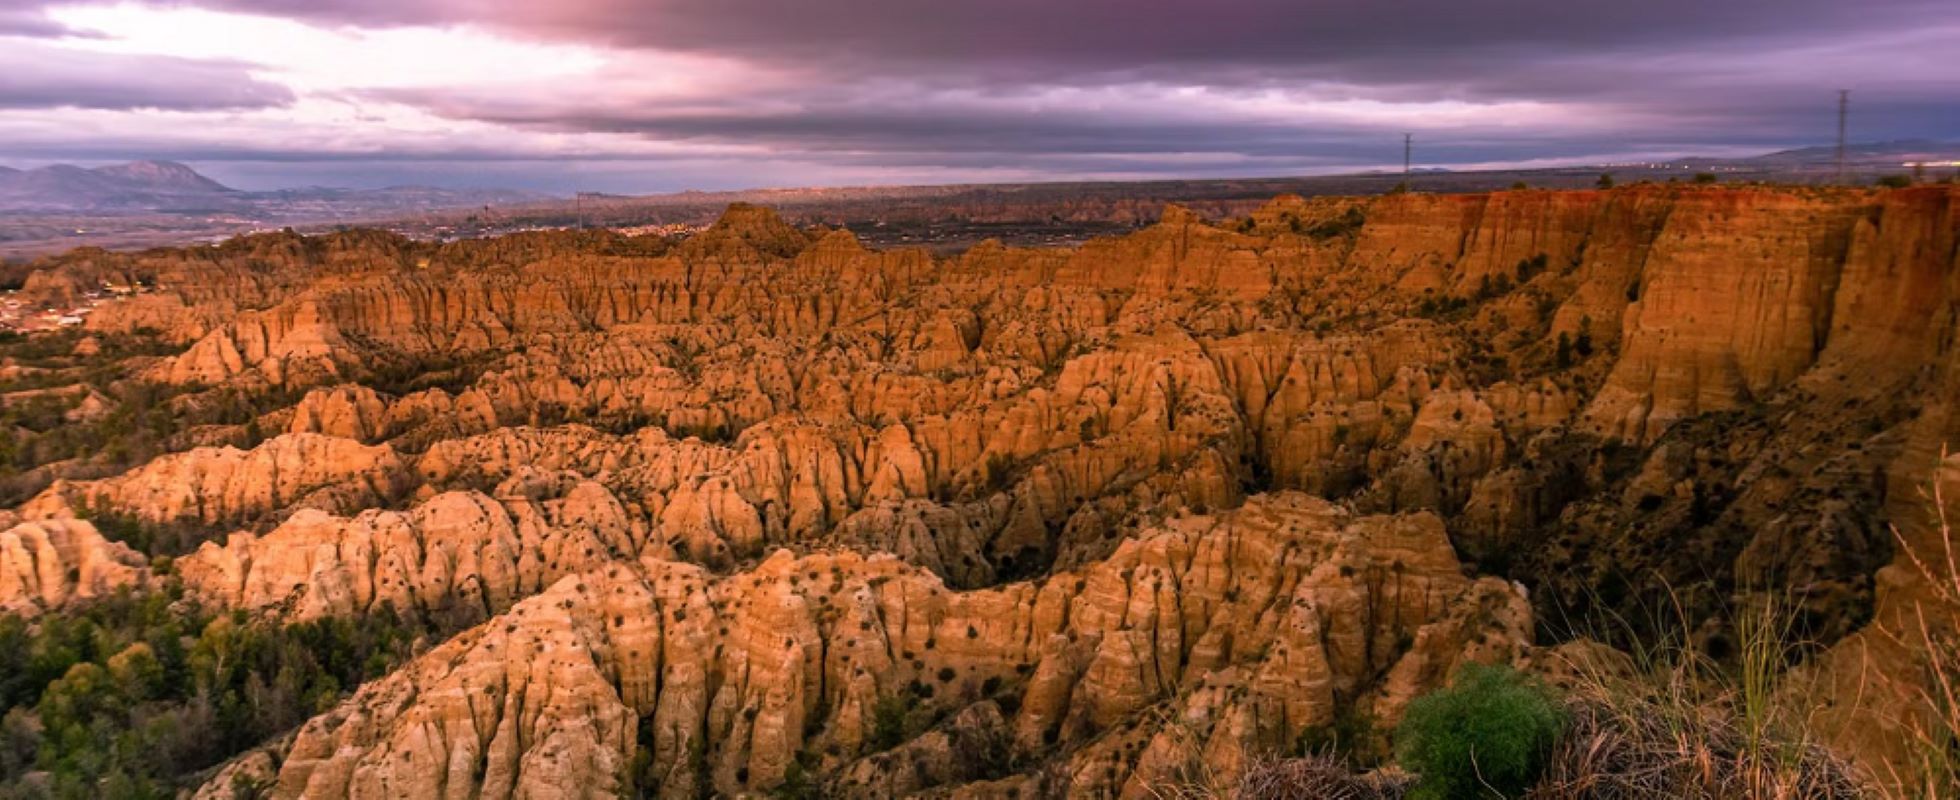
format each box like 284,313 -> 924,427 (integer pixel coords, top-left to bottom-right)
3,184 -> 1956,796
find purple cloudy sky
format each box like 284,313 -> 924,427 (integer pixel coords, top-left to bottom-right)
0,0 -> 1955,193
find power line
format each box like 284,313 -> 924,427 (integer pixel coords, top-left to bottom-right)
574,191 -> 603,230
1835,90 -> 1849,184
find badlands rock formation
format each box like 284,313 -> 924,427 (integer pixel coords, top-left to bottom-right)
262,494 -> 1527,798
23,432 -> 412,527
0,519 -> 147,616
3,184 -> 1956,796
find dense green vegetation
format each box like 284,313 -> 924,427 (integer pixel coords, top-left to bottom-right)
0,584 -> 418,799
1395,663 -> 1565,799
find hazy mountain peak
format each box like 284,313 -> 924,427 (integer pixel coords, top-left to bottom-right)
0,159 -> 239,211
88,160 -> 233,193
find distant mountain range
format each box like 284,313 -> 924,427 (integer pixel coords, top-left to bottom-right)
0,161 -> 235,211
3,144 -> 1955,260
0,160 -> 551,214
7,144 -> 1954,217
1745,139 -> 1959,167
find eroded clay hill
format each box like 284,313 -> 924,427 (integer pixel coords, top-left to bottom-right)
5,185 -> 1958,796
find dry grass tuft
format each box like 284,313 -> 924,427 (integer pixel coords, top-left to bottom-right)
1872,473 -> 1960,798
1527,560 -> 1875,798
1528,691 -> 1867,799
1235,754 -> 1411,800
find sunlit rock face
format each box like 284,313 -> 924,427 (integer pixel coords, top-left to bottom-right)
8,184 -> 1956,796
0,519 -> 147,617
252,494 -> 1530,798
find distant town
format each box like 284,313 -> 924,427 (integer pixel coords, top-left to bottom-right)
0,279 -> 151,333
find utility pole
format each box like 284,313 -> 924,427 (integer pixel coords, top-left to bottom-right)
1835,90 -> 1849,184
1403,133 -> 1413,177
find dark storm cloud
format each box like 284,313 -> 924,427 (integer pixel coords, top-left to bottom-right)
370,20 -> 1958,169
374,87 -> 1314,156
4,0 -> 1953,190
81,0 -> 1952,81
115,0 -> 1960,153
0,42 -> 294,111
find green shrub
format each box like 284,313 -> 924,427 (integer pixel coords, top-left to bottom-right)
1395,663 -> 1564,799
870,694 -> 915,752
